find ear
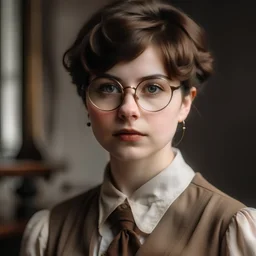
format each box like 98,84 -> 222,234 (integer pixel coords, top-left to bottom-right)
178,87 -> 197,122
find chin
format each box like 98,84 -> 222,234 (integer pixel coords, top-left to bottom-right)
109,148 -> 150,162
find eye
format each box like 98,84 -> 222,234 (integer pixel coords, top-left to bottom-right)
145,84 -> 162,94
99,83 -> 122,94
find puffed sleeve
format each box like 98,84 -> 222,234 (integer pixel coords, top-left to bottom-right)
225,207 -> 256,255
20,210 -> 50,256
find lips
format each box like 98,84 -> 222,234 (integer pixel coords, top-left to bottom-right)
113,129 -> 145,136
113,129 -> 146,142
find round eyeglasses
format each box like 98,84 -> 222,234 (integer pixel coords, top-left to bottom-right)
86,75 -> 181,112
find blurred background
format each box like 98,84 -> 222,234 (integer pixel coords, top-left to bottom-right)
0,0 -> 255,255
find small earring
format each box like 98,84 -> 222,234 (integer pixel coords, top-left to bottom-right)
87,114 -> 91,127
174,120 -> 186,147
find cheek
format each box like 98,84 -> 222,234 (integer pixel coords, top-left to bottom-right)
151,118 -> 177,143
88,104 -> 113,123
146,105 -> 181,146
88,106 -> 115,137
148,107 -> 180,134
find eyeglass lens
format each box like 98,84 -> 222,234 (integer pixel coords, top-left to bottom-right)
87,77 -> 174,111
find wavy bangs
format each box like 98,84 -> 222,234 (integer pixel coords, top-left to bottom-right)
63,0 -> 213,101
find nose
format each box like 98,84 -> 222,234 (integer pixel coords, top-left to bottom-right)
117,87 -> 141,121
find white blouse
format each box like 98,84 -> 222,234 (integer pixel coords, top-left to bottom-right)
20,150 -> 256,256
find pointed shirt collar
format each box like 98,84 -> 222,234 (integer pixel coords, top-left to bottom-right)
99,149 -> 195,235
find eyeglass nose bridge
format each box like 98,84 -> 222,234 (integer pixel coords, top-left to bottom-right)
122,86 -> 139,101
123,86 -> 136,91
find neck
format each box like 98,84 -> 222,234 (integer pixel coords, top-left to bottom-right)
109,145 -> 175,196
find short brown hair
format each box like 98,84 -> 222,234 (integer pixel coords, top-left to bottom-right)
63,0 -> 213,102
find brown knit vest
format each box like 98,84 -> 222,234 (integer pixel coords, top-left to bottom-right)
45,173 -> 245,256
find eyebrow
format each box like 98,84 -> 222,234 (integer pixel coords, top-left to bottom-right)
96,73 -> 171,84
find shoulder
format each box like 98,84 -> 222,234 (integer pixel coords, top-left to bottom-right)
20,185 -> 101,256
225,207 -> 256,255
187,173 -> 246,235
46,185 -> 101,255
191,172 -> 245,209
48,184 -> 101,235
20,210 -> 50,256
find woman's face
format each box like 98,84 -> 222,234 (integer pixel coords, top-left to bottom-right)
86,46 -> 196,162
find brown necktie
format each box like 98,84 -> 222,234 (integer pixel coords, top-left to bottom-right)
106,202 -> 141,256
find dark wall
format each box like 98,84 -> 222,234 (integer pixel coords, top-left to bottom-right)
175,2 -> 256,206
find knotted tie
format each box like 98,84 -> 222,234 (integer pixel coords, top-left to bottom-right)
106,202 -> 141,256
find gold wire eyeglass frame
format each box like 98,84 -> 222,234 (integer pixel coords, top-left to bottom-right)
85,74 -> 182,112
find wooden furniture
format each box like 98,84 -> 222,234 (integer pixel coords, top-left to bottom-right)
0,220 -> 27,240
0,160 -> 66,239
0,160 -> 65,177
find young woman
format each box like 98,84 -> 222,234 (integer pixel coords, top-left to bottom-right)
21,0 -> 256,255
